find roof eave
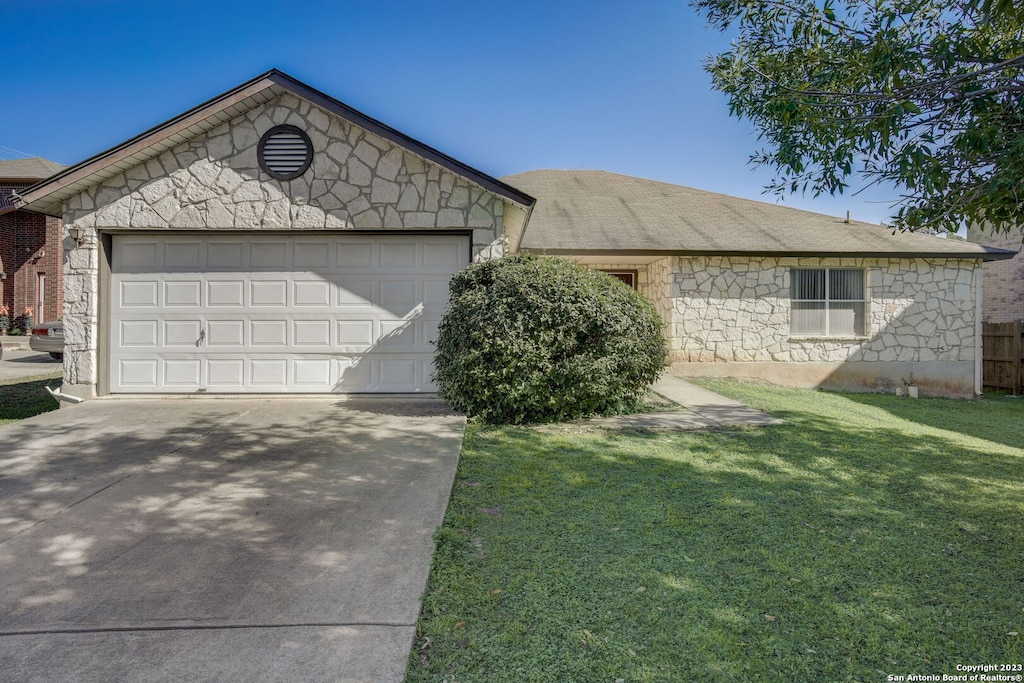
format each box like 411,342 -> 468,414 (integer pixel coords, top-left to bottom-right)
0,177 -> 49,183
14,70 -> 286,217
264,71 -> 535,209
520,247 -> 1018,262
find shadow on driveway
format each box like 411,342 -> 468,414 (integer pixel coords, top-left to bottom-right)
0,398 -> 465,682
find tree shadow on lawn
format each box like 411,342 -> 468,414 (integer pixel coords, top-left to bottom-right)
416,409 -> 1024,682
839,391 -> 1024,451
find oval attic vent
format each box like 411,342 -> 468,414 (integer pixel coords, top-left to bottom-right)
258,125 -> 313,180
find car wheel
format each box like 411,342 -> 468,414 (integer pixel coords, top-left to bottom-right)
49,352 -> 63,360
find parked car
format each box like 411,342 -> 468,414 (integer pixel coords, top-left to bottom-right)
29,320 -> 64,360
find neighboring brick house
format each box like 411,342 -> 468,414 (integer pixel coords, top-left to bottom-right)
967,225 -> 1024,322
0,158 -> 67,328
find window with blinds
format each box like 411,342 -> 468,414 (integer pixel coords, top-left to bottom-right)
790,268 -> 866,336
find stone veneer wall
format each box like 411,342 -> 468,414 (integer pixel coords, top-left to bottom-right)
668,256 -> 980,392
61,93 -> 512,391
966,226 -> 1024,322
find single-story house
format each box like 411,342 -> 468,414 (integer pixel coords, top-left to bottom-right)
12,70 -> 1016,400
504,170 -> 1016,395
0,157 -> 68,327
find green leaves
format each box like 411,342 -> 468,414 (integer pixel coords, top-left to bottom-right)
692,0 -> 1024,236
434,255 -> 667,424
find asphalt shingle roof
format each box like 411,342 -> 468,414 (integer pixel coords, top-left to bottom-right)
0,157 -> 67,181
503,170 -> 1015,261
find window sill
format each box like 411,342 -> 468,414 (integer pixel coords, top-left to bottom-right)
789,335 -> 869,342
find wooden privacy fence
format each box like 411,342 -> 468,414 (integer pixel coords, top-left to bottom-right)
982,321 -> 1023,395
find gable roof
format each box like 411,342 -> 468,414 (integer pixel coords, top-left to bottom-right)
0,157 -> 67,181
504,170 -> 1016,262
15,69 -> 534,217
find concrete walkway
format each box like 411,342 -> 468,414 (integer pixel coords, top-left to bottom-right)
585,374 -> 784,430
0,335 -> 31,350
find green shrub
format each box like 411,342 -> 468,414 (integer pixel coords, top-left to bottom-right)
434,254 -> 666,424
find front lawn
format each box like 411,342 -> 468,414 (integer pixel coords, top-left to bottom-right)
409,381 -> 1023,682
0,374 -> 60,425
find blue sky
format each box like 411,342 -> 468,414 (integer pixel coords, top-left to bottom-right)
1,0 -> 899,224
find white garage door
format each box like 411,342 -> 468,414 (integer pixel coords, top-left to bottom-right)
109,233 -> 468,393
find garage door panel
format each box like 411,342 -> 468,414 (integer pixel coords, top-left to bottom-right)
378,280 -> 419,311
207,280 -> 245,307
337,242 -> 374,269
378,319 -> 419,349
336,278 -> 374,305
110,234 -> 467,393
119,359 -> 159,386
250,241 -> 288,268
251,359 -> 288,386
116,241 -> 160,271
251,320 -> 288,346
378,241 -> 417,268
164,320 -> 203,347
294,280 -> 331,306
251,280 -> 288,306
423,280 -> 451,307
206,242 -> 246,269
338,358 -> 373,389
294,359 -> 332,387
294,242 -> 331,268
423,242 -> 465,271
163,359 -> 201,386
337,320 -> 374,346
165,281 -> 202,307
208,359 -> 245,387
120,281 -> 159,307
379,359 -> 419,387
207,320 -> 245,347
164,242 -> 202,269
120,321 -> 159,347
293,320 -> 331,346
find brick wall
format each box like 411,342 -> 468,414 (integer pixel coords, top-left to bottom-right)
967,226 -> 1024,323
0,180 -> 64,326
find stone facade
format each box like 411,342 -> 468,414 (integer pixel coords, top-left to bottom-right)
60,93 -> 512,392
967,226 -> 1024,322
663,256 -> 980,395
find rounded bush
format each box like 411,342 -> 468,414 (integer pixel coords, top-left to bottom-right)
434,254 -> 666,424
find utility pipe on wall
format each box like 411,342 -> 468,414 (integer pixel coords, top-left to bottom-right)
975,266 -> 984,397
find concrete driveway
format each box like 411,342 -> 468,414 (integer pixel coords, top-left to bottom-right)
0,397 -> 465,682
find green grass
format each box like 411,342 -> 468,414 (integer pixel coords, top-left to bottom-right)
0,373 -> 61,425
409,381 -> 1024,682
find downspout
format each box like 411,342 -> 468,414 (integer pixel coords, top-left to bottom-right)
975,264 -> 984,397
46,385 -> 85,404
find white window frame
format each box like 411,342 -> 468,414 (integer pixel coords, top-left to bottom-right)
790,268 -> 866,337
